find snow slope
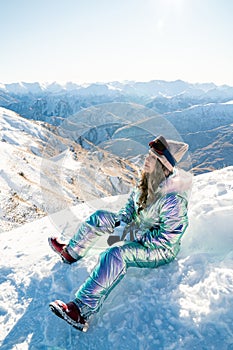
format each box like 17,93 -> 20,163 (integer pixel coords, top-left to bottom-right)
1,167 -> 233,350
0,107 -> 137,231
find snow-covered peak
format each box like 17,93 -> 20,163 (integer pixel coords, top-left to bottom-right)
1,79 -> 232,97
1,82 -> 45,95
0,107 -> 48,152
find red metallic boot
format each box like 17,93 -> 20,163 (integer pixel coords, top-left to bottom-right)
48,237 -> 77,264
49,300 -> 89,332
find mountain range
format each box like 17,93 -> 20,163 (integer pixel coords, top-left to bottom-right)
1,79 -> 233,230
1,79 -> 232,173
1,80 -> 233,121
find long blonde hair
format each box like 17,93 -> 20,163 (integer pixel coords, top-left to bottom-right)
137,159 -> 169,214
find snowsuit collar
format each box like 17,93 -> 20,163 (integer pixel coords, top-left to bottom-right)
159,167 -> 193,197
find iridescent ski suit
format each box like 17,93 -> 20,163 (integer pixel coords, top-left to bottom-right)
66,168 -> 191,319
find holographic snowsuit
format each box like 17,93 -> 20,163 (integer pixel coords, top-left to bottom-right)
66,168 -> 191,319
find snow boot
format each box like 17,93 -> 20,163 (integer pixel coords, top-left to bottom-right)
49,300 -> 89,332
48,237 -> 77,264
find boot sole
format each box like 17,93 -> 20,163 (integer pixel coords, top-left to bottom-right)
49,301 -> 89,332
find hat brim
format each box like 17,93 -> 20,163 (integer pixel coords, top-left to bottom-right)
167,140 -> 189,163
150,149 -> 174,172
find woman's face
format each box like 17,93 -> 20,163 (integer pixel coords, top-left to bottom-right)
143,151 -> 158,174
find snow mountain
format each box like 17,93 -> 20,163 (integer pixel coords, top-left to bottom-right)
1,79 -> 233,174
1,82 -> 233,348
1,80 -> 233,125
0,107 -> 137,232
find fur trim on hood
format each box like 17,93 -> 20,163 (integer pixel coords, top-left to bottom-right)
160,168 -> 193,197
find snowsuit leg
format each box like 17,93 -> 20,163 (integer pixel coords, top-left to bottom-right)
75,240 -> 180,319
66,210 -> 117,260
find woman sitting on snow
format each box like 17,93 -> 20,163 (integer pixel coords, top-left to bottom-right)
48,135 -> 192,332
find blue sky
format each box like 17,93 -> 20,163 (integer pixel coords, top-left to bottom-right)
0,0 -> 232,85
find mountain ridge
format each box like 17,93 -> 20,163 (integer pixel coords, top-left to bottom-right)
0,79 -> 219,95
0,107 -> 138,232
1,79 -> 233,175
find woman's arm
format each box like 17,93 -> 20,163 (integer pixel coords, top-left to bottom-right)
139,193 -> 188,249
116,190 -> 137,225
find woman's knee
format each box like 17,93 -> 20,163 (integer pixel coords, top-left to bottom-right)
86,210 -> 116,229
100,246 -> 123,266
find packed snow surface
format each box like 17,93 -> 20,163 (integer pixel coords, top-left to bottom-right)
1,167 -> 233,350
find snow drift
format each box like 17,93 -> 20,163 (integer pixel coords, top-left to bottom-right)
1,167 -> 233,349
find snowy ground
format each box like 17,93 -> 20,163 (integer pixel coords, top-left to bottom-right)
1,167 -> 233,350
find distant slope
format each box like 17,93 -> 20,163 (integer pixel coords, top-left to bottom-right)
1,80 -> 233,175
0,107 -> 137,231
49,100 -> 233,174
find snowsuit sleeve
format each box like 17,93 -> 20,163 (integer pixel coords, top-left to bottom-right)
116,190 -> 137,224
138,193 -> 188,250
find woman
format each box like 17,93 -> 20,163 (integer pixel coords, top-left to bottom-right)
49,135 -> 192,332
